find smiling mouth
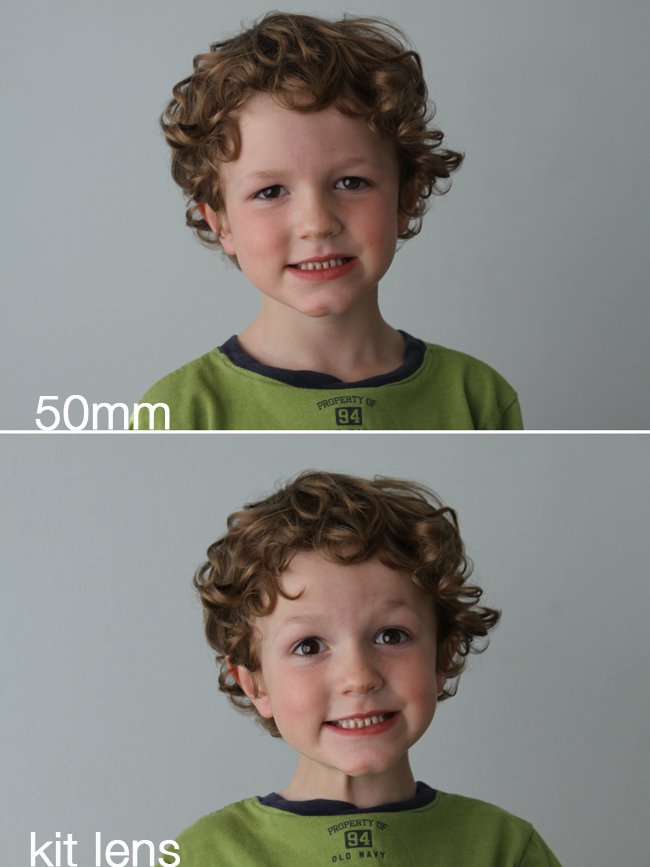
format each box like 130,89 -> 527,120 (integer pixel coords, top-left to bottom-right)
326,712 -> 397,729
289,257 -> 354,271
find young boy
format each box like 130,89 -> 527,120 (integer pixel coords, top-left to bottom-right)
163,471 -> 560,865
132,13 -> 523,430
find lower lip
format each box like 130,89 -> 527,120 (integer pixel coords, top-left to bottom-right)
287,258 -> 357,282
324,712 -> 400,737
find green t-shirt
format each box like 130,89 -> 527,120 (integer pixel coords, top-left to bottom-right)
160,789 -> 560,866
130,335 -> 522,430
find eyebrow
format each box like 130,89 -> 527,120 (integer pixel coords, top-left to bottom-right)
274,614 -> 321,635
381,600 -> 422,617
239,158 -> 379,185
273,600 -> 420,635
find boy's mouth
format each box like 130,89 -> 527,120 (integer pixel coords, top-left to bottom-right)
326,712 -> 397,729
288,257 -> 354,271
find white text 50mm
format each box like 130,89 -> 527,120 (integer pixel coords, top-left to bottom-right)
35,396 -> 169,430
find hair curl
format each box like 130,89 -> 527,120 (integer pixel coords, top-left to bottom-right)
194,471 -> 499,737
161,12 -> 464,267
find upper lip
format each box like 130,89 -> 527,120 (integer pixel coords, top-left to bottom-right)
327,710 -> 395,722
290,254 -> 353,265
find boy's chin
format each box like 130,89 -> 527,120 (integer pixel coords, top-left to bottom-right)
279,289 -> 377,320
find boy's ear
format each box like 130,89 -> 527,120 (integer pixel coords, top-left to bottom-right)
196,203 -> 236,256
397,179 -> 422,235
227,658 -> 274,719
436,635 -> 460,696
439,634 -> 460,667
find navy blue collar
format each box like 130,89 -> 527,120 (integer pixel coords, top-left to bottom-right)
257,782 -> 437,816
218,331 -> 426,390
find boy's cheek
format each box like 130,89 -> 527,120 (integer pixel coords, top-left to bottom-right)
226,216 -> 272,264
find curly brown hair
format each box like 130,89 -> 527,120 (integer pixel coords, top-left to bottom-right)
194,471 -> 499,737
161,12 -> 464,267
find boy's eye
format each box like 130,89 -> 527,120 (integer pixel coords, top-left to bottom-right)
376,628 -> 409,645
293,637 -> 326,656
254,185 -> 284,199
336,177 -> 367,191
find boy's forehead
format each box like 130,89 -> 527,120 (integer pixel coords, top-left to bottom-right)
249,554 -> 438,653
236,91 -> 345,125
275,552 -> 433,614
226,93 -> 398,174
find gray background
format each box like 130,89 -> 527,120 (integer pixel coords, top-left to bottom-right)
1,0 -> 649,430
1,433 -> 649,865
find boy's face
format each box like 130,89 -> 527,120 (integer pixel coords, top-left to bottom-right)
200,94 -> 410,321
234,552 -> 445,799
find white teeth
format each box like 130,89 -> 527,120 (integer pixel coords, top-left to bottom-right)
331,713 -> 390,729
295,258 -> 345,270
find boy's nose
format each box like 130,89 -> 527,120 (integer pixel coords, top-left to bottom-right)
297,192 -> 342,240
337,650 -> 383,696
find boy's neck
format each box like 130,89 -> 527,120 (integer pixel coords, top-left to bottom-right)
237,294 -> 406,383
278,753 -> 417,809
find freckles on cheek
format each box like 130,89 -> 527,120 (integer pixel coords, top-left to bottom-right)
279,681 -> 323,721
366,221 -> 397,253
403,670 -> 438,703
248,215 -> 284,251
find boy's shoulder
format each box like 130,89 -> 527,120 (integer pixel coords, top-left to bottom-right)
130,346 -> 229,430
420,341 -> 521,416
130,338 -> 522,430
162,791 -> 560,867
